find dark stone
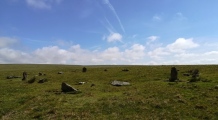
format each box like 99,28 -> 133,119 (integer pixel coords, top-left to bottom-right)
82,67 -> 87,72
183,73 -> 190,76
91,84 -> 95,87
61,82 -> 77,92
39,72 -> 43,76
6,76 -> 21,79
13,76 -> 21,78
22,72 -> 27,80
169,67 -> 178,82
192,69 -> 199,77
38,78 -> 48,83
27,76 -> 36,83
189,69 -> 200,82
122,69 -> 129,72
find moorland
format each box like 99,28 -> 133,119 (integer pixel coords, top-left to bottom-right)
1,64 -> 218,119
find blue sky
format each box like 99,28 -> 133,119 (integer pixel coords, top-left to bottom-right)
1,0 -> 218,65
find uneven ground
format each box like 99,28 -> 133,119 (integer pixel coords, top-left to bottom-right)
0,64 -> 218,120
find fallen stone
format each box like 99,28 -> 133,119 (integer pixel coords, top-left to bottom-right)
38,78 -> 48,83
122,69 -> 129,72
111,80 -> 130,86
6,76 -> 21,79
6,76 -> 14,79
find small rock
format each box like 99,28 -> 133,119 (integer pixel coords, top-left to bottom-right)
78,82 -> 86,85
58,72 -> 63,74
215,85 -> 218,89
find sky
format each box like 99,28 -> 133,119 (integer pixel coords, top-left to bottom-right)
1,0 -> 218,65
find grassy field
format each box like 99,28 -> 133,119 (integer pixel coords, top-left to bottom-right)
0,64 -> 218,120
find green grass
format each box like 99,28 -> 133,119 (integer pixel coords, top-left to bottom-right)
0,64 -> 218,119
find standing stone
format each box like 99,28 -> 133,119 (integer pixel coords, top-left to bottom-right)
22,71 -> 27,80
169,67 -> 178,82
61,82 -> 77,92
82,67 -> 87,72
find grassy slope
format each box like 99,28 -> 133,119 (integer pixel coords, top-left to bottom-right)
0,64 -> 218,119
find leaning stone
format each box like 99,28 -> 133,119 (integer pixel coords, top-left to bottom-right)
61,82 -> 78,92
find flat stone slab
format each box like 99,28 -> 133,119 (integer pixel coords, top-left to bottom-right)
111,80 -> 130,86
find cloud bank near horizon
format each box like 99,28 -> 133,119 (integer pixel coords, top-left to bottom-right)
1,37 -> 218,65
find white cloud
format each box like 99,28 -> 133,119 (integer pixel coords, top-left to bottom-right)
167,38 -> 199,53
106,33 -> 122,42
33,46 -> 71,64
1,36 -> 218,65
124,44 -> 145,60
0,48 -> 31,63
148,38 -> 199,61
100,47 -> 122,61
148,47 -> 170,60
0,37 -> 18,48
26,0 -> 63,9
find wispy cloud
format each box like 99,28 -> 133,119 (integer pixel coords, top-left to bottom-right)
0,37 -> 18,48
175,12 -> 187,21
26,0 -> 63,9
152,15 -> 162,21
103,0 -> 125,33
147,36 -> 159,42
101,17 -> 115,33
